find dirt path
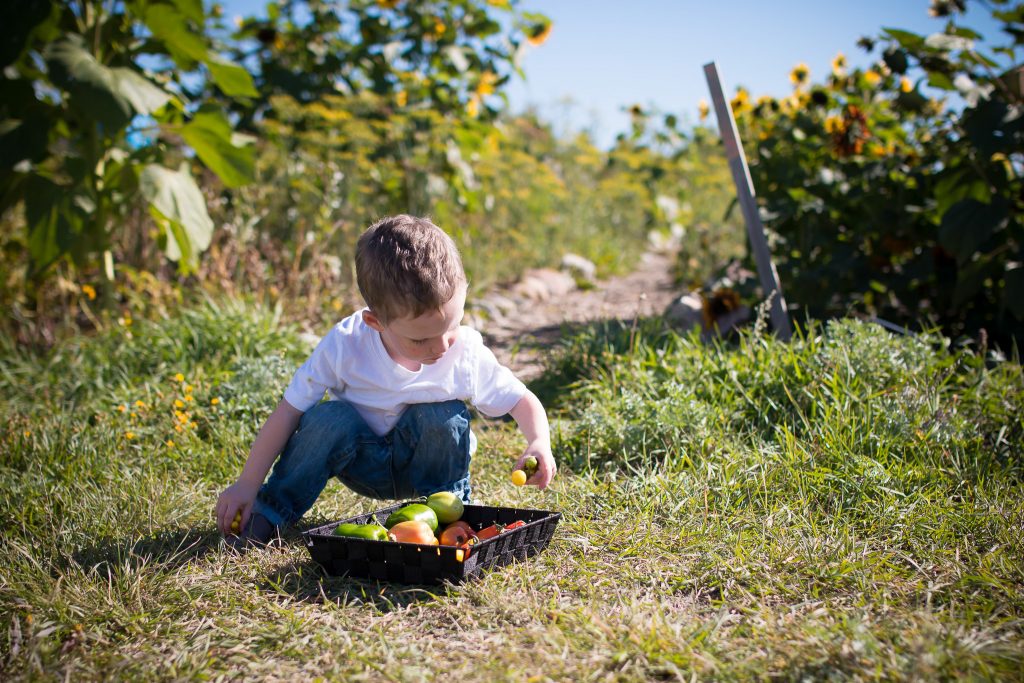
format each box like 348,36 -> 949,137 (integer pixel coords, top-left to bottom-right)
472,251 -> 680,381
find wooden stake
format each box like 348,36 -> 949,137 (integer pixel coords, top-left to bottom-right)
703,61 -> 793,341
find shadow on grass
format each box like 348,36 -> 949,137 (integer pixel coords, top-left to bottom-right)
261,557 -> 451,611
69,525 -> 223,576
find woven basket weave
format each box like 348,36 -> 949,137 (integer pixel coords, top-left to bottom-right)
303,503 -> 561,584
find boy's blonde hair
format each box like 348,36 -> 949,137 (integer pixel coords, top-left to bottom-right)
355,215 -> 466,324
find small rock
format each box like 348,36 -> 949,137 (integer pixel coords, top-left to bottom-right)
512,268 -> 576,301
561,253 -> 597,282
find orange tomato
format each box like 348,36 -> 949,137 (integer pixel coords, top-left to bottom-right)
439,522 -> 475,546
388,520 -> 439,545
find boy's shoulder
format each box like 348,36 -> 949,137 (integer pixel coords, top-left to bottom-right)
326,309 -> 369,336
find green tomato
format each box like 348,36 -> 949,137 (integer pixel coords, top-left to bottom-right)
384,503 -> 439,531
426,491 -> 464,524
524,456 -> 539,477
333,523 -> 390,541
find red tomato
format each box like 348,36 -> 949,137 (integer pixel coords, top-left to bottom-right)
439,525 -> 472,546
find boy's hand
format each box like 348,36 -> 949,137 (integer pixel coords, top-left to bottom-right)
215,480 -> 261,536
514,441 -> 556,489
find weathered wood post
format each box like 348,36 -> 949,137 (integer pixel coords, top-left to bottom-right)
703,61 -> 793,341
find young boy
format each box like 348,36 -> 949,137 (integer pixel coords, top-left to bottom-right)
215,215 -> 555,547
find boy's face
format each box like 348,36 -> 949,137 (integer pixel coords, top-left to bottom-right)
364,286 -> 467,369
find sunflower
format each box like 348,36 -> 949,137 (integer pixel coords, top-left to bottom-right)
831,52 -> 847,76
526,20 -> 553,46
790,63 -> 810,88
730,87 -> 751,115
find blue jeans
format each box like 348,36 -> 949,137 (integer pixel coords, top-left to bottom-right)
253,400 -> 473,527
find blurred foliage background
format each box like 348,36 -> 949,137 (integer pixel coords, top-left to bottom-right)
1,0 -> 1021,350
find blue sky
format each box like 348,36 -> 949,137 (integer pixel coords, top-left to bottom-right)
221,1 -> 1007,148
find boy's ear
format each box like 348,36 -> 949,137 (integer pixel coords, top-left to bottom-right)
362,309 -> 385,332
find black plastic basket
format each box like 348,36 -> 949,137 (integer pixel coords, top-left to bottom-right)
303,502 -> 561,584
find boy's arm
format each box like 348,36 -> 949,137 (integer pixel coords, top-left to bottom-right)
215,399 -> 304,534
508,389 -> 556,489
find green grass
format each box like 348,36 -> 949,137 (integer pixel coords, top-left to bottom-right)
1,303 -> 1022,680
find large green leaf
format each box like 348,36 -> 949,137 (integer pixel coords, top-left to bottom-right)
141,4 -> 209,67
933,169 -> 991,217
881,28 -> 925,50
139,164 -> 213,269
181,106 -> 254,188
938,198 -> 1008,263
171,0 -> 205,24
206,57 -> 259,98
24,174 -> 85,276
45,34 -> 171,130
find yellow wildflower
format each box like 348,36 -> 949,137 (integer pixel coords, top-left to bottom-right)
211,397 -> 221,406
900,76 -> 913,93
824,116 -> 842,134
174,373 -> 185,382
125,431 -> 135,440
790,63 -> 810,88
395,90 -> 408,107
864,70 -> 882,87
166,440 -> 175,448
184,384 -> 193,394
175,424 -> 183,433
698,99 -> 710,121
487,0 -> 510,7
184,395 -> 194,402
466,95 -> 481,118
81,284 -> 97,301
426,18 -> 445,40
134,400 -> 146,409
117,404 -> 127,413
831,52 -> 847,76
476,71 -> 497,98
23,430 -> 31,438
174,399 -> 185,409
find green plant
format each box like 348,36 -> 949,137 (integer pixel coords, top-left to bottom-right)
1,0 -> 259,296
728,0 -> 1024,347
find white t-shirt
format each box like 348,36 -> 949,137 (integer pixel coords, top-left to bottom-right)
283,309 -> 527,436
